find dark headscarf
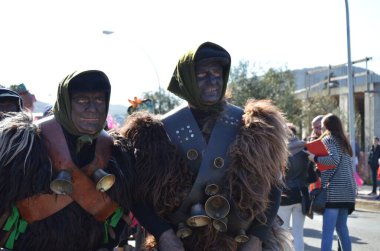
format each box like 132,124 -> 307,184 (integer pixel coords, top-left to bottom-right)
0,88 -> 23,111
53,70 -> 111,151
168,41 -> 231,111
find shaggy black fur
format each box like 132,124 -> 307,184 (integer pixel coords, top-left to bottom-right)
0,113 -> 51,217
0,113 -> 132,251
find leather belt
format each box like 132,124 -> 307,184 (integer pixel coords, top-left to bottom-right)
16,117 -> 117,223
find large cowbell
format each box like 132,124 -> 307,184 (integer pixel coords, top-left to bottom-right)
205,194 -> 230,220
186,203 -> 211,227
92,168 -> 115,192
51,168 -> 115,195
176,222 -> 192,239
50,170 -> 73,195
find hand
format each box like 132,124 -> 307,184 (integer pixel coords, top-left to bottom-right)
308,153 -> 316,162
239,235 -> 262,251
158,229 -> 185,251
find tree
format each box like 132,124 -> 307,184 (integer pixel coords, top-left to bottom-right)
259,68 -> 302,124
143,87 -> 182,114
227,60 -> 260,107
300,94 -> 340,136
228,60 -> 302,125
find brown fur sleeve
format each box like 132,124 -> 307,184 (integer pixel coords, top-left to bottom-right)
226,99 -> 288,222
118,111 -> 194,218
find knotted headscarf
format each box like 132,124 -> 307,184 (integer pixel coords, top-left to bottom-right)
53,70 -> 111,152
168,41 -> 231,111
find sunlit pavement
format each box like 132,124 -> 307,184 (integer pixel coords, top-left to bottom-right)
356,185 -> 380,212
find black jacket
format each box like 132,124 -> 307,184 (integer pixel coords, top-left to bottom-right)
368,145 -> 380,169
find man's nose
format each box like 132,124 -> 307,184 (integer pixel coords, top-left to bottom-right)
207,74 -> 219,84
86,101 -> 98,111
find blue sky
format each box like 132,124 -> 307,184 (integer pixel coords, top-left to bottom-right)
1,0 -> 379,105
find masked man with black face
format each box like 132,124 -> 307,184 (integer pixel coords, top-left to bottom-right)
125,42 -> 293,251
0,88 -> 23,120
0,70 -> 131,251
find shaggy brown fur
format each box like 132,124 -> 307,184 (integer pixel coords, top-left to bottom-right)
119,101 -> 291,250
263,219 -> 294,251
226,99 -> 288,223
178,99 -> 290,250
182,225 -> 237,251
117,111 -> 194,218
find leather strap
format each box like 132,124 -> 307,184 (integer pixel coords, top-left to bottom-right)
16,195 -> 73,223
162,104 -> 206,173
162,104 -> 243,225
17,116 -> 117,223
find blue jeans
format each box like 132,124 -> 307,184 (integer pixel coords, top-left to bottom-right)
321,208 -> 351,251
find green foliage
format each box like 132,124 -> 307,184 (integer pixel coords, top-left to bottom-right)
228,60 -> 302,125
228,60 -> 260,107
143,87 -> 182,114
301,95 -> 340,129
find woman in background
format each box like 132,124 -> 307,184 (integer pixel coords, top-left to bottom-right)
278,123 -> 316,251
308,113 -> 356,251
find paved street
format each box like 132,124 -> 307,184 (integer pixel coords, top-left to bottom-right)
303,207 -> 380,250
301,184 -> 380,250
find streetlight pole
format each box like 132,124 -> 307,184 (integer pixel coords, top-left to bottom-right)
344,0 -> 356,169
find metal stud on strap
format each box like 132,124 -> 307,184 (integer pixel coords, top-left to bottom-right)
187,149 -> 198,160
213,157 -> 224,169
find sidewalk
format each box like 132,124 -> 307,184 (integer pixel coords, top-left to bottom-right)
355,184 -> 380,213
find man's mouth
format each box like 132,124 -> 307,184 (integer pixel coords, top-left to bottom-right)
80,117 -> 100,122
205,87 -> 219,96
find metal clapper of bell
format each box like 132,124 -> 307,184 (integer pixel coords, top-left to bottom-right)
213,217 -> 228,232
186,203 -> 211,227
234,229 -> 249,243
50,169 -> 73,195
205,195 -> 230,220
176,222 -> 192,239
93,168 -> 115,192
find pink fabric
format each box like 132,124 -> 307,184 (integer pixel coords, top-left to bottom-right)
354,171 -> 363,187
106,114 -> 115,130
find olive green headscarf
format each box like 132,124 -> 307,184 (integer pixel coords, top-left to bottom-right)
168,41 -> 231,111
53,70 -> 111,152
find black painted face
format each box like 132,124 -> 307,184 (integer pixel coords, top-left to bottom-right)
0,100 -> 19,112
195,60 -> 224,105
70,91 -> 107,134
